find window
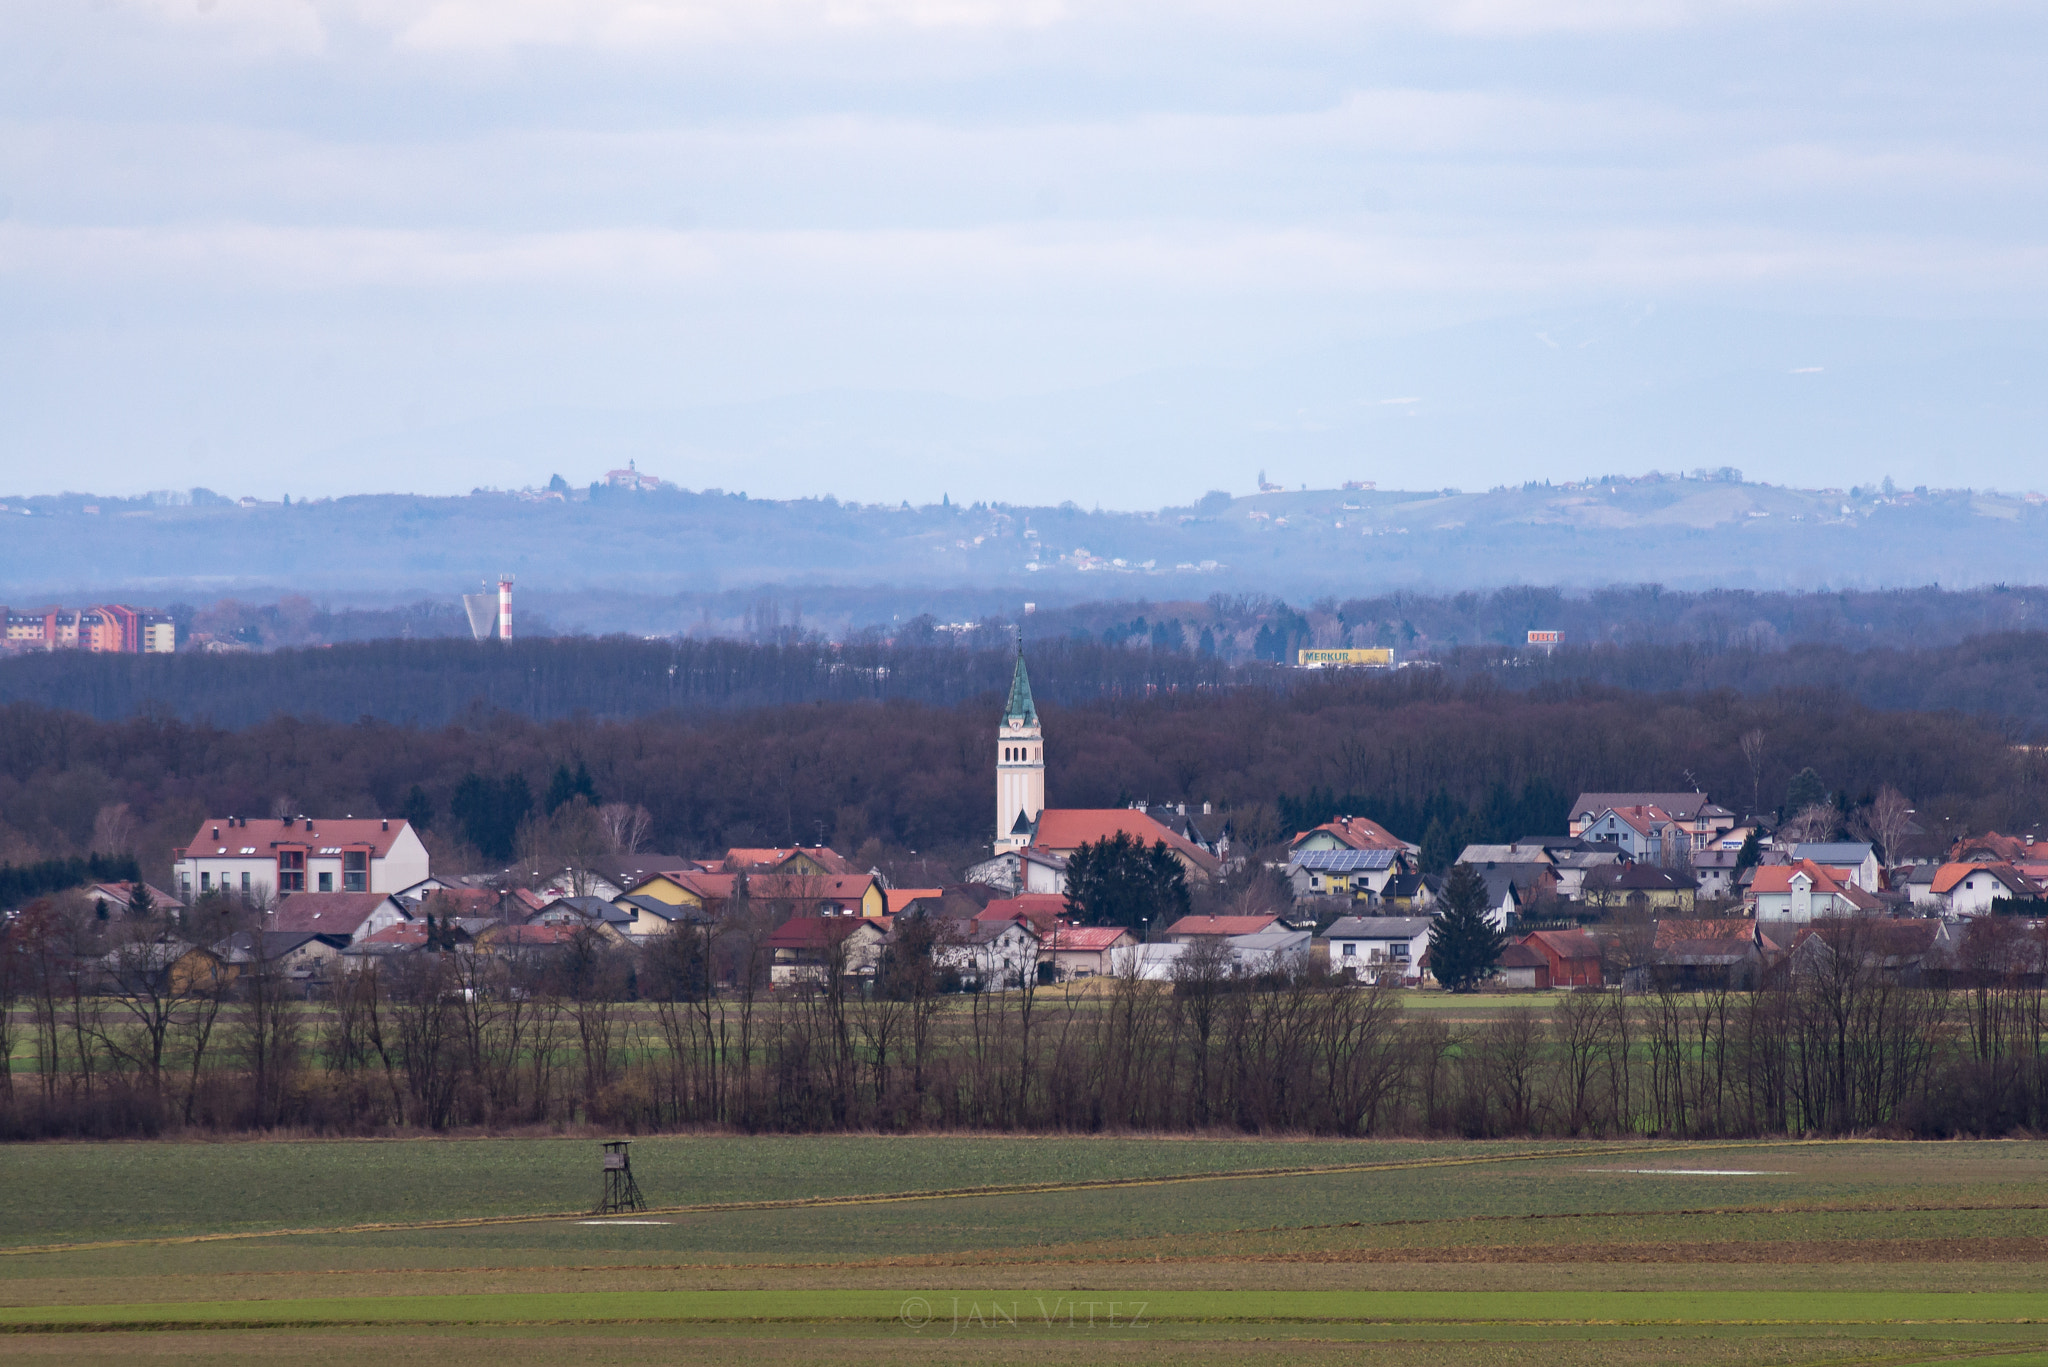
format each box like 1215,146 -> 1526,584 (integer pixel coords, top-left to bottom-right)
318,871 -> 333,892
200,871 -> 211,891
1393,944 -> 1410,960
1341,943 -> 1355,957
180,874 -> 192,898
278,849 -> 306,892
241,872 -> 251,892
343,850 -> 367,892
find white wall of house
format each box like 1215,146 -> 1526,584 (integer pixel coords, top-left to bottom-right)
1326,930 -> 1429,983
1946,873 -> 2017,916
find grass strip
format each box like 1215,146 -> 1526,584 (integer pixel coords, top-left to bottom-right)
3,1288 -> 2045,1333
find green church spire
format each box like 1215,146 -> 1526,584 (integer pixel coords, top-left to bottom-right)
1003,647 -> 1037,725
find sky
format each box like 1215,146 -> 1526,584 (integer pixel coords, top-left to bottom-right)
0,0 -> 2043,507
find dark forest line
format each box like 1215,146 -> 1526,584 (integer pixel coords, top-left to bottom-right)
0,660 -> 2040,886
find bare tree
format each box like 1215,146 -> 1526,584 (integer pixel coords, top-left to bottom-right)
598,803 -> 653,855
91,802 -> 136,858
1739,728 -> 1768,818
1860,785 -> 1915,874
1780,802 -> 1840,844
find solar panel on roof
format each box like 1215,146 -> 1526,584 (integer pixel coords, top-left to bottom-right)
1293,849 -> 1396,872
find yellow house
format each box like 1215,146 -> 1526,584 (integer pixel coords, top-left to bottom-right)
618,869 -> 886,919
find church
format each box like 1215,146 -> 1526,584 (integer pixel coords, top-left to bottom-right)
965,648 -> 1221,896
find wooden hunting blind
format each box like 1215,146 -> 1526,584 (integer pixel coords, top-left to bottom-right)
595,1140 -> 645,1215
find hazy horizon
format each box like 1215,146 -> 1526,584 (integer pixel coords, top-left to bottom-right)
2,2 -> 2044,508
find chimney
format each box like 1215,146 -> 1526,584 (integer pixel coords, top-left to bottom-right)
382,819 -> 390,831
1203,802 -> 1211,815
211,826 -> 219,839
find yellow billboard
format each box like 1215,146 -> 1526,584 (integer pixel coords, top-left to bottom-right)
1296,647 -> 1394,667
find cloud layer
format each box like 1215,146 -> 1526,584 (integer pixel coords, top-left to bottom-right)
0,0 -> 2042,504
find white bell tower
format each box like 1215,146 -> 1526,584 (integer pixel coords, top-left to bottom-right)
995,646 -> 1044,853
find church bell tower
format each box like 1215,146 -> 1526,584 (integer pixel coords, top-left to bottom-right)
995,646 -> 1044,853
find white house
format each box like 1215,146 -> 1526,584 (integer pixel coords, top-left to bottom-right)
1322,916 -> 1434,984
1749,860 -> 1879,924
1931,862 -> 2036,916
936,920 -> 1041,989
176,816 -> 429,904
1790,842 -> 1882,893
1692,850 -> 1742,899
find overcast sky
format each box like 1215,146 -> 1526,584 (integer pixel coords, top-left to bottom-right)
0,1 -> 2042,506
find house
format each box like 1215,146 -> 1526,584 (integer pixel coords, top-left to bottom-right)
268,892 -> 412,944
1379,872 -> 1433,910
1581,863 -> 1697,914
1578,806 -> 1689,866
1227,927 -> 1313,975
1042,924 -> 1136,979
974,893 -> 1068,933
612,893 -> 716,937
1288,815 -> 1415,857
721,846 -> 859,876
1147,802 -> 1236,864
1021,809 -> 1223,884
1929,862 -> 2038,917
525,853 -> 702,902
1495,942 -> 1551,990
529,895 -> 636,943
767,916 -> 887,985
1288,848 -> 1404,902
1949,832 -> 2038,865
933,920 -> 1041,989
620,868 -> 887,920
1473,863 -> 1556,926
474,923 -> 582,955
1749,860 -> 1880,924
1691,850 -> 1743,900
886,888 -> 946,916
1790,842 -> 1882,892
1322,915 -> 1433,984
1519,929 -> 1604,987
1163,914 -> 1280,944
175,816 -> 429,904
1568,792 -> 1736,853
99,939 -> 235,997
86,882 -> 186,918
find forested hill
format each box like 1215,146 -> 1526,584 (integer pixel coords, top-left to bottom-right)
9,474 -> 2048,607
8,629 -> 2048,735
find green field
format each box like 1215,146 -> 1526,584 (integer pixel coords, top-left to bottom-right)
3,1135 -> 2046,1363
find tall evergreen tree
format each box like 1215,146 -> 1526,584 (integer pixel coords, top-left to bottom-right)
400,784 -> 434,833
1429,862 -> 1505,993
1063,832 -> 1191,932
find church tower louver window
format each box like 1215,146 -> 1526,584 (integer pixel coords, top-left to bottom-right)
994,643 -> 1044,854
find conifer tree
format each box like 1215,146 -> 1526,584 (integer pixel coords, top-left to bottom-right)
1429,862 -> 1505,993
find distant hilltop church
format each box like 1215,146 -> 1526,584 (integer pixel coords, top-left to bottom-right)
967,647 -> 1226,896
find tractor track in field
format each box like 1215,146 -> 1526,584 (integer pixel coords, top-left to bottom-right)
0,1138 -> 1943,1259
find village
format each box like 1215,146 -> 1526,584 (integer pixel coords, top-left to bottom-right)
66,650 -> 2045,1004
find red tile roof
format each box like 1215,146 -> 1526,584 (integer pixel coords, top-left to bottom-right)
1043,925 -> 1133,952
1749,859 -> 1851,896
723,846 -> 857,874
1290,816 -> 1409,853
1521,928 -> 1603,960
886,888 -> 946,914
270,892 -> 404,936
1030,809 -> 1221,874
1931,862 -> 2033,896
976,894 -> 1069,929
483,924 -> 580,947
766,916 -> 881,950
1165,914 -> 1279,937
180,816 -> 414,859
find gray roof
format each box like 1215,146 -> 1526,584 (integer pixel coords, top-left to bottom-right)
1325,916 -> 1434,940
1294,848 -> 1398,872
1792,842 -> 1876,864
1572,792 -> 1716,821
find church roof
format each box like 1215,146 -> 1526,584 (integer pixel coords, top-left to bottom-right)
1003,650 -> 1038,725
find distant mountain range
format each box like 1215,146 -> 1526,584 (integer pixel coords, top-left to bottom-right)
4,473 -> 2047,624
